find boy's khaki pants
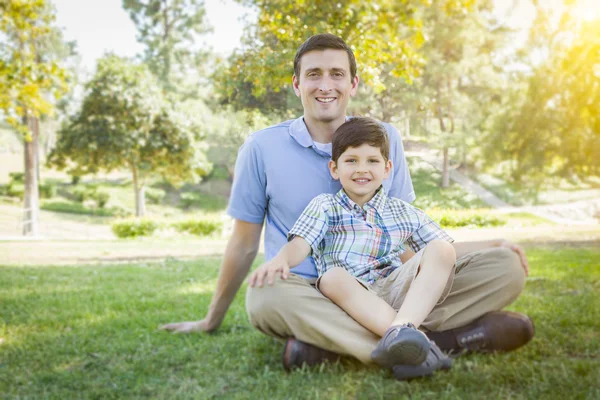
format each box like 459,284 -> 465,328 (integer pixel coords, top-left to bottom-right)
246,247 -> 526,364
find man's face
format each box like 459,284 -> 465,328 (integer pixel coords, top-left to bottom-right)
293,49 -> 359,125
328,144 -> 392,206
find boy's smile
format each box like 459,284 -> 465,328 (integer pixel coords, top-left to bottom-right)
329,143 -> 392,207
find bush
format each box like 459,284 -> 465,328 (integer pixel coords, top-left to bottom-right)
70,186 -> 93,202
112,218 -> 159,238
178,191 -> 227,211
7,183 -> 24,198
426,208 -> 506,228
94,190 -> 110,208
41,200 -> 120,217
146,188 -> 166,205
8,172 -> 24,183
39,182 -> 57,199
173,218 -> 222,237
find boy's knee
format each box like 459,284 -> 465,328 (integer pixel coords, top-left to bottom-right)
319,267 -> 353,298
423,239 -> 456,266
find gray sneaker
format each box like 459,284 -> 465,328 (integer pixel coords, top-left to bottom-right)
371,323 -> 431,368
393,340 -> 453,380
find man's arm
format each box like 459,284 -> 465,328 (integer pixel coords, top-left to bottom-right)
452,239 -> 529,276
160,219 -> 263,334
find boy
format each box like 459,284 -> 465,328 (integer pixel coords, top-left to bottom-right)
248,117 -> 457,379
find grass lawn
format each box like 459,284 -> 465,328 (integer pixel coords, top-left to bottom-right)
1,247 -> 599,399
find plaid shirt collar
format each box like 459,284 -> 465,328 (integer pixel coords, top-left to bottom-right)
335,185 -> 388,216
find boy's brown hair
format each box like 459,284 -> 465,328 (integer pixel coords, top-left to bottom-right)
332,117 -> 390,163
294,34 -> 357,82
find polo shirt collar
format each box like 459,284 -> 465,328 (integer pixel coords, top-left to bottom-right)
335,185 -> 388,215
289,117 -> 314,148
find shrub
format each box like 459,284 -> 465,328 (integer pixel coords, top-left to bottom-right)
8,172 -> 24,183
146,188 -> 166,205
173,218 -> 222,237
178,191 -> 227,211
94,190 -> 110,208
41,200 -> 119,217
39,182 -> 57,199
426,208 -> 506,228
7,183 -> 24,198
112,218 -> 159,238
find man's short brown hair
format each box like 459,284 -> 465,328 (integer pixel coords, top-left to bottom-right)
294,34 -> 357,81
332,117 -> 390,163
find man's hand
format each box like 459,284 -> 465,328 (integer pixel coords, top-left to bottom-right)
248,258 -> 290,287
500,240 -> 529,276
160,319 -> 216,334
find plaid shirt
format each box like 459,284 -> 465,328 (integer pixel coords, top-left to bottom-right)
288,187 -> 453,284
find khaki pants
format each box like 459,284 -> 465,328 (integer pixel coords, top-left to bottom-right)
246,247 -> 526,364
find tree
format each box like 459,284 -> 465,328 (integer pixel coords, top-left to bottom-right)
0,0 -> 69,235
122,0 -> 212,95
481,2 -> 600,198
49,55 -> 211,217
216,1 -> 479,113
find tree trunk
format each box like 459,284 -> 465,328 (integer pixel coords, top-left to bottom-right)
404,112 -> 410,138
23,115 -> 40,236
131,165 -> 146,217
441,146 -> 450,188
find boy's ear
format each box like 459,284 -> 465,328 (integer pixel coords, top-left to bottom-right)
328,159 -> 339,180
384,159 -> 393,179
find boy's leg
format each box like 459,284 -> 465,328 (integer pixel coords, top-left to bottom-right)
371,240 -> 455,368
246,272 -> 380,364
317,267 -> 397,337
391,239 -> 456,328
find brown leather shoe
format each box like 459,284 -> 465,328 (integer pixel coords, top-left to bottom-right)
282,338 -> 341,371
425,311 -> 535,354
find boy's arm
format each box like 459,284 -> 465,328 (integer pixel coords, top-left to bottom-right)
248,237 -> 311,287
452,239 -> 529,275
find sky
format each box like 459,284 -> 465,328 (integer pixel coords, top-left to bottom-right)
51,0 -> 600,74
52,0 -> 254,72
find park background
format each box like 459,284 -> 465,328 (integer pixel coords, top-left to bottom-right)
1,0 -> 599,398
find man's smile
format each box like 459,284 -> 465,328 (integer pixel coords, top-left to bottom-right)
316,97 -> 336,103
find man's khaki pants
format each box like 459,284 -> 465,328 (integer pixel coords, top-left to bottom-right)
246,247 -> 526,364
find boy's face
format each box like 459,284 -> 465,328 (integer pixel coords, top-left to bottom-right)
292,49 -> 359,126
328,144 -> 392,206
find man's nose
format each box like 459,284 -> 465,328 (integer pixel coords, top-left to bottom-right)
318,76 -> 333,92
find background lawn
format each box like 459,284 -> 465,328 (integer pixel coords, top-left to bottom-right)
1,246 -> 599,399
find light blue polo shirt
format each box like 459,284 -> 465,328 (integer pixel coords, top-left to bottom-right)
227,116 -> 416,279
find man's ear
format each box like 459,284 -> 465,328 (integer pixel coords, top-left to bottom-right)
350,75 -> 359,97
328,159 -> 339,180
292,75 -> 301,97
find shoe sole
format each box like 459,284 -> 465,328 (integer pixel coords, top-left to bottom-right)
371,330 -> 431,368
392,357 -> 452,381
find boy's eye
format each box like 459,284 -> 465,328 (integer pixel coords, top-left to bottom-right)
369,159 -> 380,163
346,159 -> 357,163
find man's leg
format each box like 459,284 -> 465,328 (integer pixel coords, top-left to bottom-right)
422,247 -> 526,331
246,273 -> 379,364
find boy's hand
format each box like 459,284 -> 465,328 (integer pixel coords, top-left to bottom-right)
248,258 -> 290,287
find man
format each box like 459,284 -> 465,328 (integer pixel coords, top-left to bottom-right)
161,34 -> 534,373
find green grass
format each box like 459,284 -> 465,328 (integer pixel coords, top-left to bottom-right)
1,247 -> 599,399
408,158 -> 488,210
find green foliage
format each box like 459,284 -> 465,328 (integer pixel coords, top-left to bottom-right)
0,0 -> 69,136
111,218 -> 159,238
48,55 -> 212,216
173,218 -> 222,237
426,208 -> 506,228
8,172 -> 24,183
481,3 -> 600,190
178,191 -> 227,211
145,187 -> 166,205
38,182 -> 56,199
95,190 -> 110,208
41,200 -> 122,217
6,183 -> 24,199
217,0 -> 475,112
123,0 -> 211,94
